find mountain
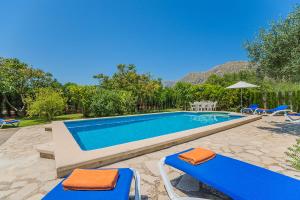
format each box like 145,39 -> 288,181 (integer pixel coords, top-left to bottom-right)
162,80 -> 177,87
180,61 -> 251,84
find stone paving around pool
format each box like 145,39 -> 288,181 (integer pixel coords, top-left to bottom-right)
0,116 -> 300,200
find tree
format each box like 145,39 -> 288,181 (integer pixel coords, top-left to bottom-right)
64,84 -> 97,117
64,83 -> 83,112
245,6 -> 300,82
26,88 -> 66,121
118,90 -> 136,113
0,58 -> 57,115
93,64 -> 162,111
80,85 -> 97,117
173,82 -> 194,110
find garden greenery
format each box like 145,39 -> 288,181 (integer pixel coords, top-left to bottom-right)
64,84 -> 96,117
0,57 -> 59,115
285,139 -> 300,170
90,89 -> 136,117
246,6 -> 300,82
26,88 -> 66,121
1,60 -> 300,119
93,64 -> 163,112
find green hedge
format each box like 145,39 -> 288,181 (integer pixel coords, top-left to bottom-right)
248,90 -> 300,112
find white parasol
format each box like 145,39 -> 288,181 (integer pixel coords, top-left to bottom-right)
226,81 -> 259,108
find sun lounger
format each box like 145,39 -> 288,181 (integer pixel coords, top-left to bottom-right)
159,148 -> 300,200
240,104 -> 259,114
256,105 -> 291,116
0,118 -> 20,128
43,168 -> 141,200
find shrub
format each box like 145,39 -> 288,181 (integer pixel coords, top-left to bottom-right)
26,88 -> 66,121
173,82 -> 194,110
252,92 -> 263,108
284,91 -> 291,106
296,91 -> 300,112
79,86 -> 97,117
118,90 -> 136,113
90,89 -> 136,117
266,92 -> 277,109
291,91 -> 297,112
285,139 -> 300,170
278,91 -> 284,105
64,84 -> 97,117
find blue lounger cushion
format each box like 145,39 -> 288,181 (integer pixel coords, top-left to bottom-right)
0,119 -> 20,124
5,120 -> 20,124
247,104 -> 258,110
165,149 -> 300,200
43,168 -> 133,200
257,105 -> 288,114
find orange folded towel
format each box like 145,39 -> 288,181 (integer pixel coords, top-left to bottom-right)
62,169 -> 119,191
179,148 -> 216,165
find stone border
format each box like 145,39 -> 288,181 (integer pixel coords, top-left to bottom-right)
36,143 -> 55,160
52,112 -> 262,177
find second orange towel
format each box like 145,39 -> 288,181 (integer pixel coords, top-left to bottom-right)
179,147 -> 216,165
62,169 -> 119,191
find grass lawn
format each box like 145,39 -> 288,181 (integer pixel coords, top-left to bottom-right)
2,113 -> 84,129
2,109 -> 181,129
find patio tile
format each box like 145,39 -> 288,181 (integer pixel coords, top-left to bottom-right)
0,189 -> 17,199
7,183 -> 38,200
10,181 -> 28,189
26,193 -> 44,200
145,160 -> 161,177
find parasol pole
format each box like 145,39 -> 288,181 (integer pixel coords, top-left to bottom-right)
240,88 -> 243,108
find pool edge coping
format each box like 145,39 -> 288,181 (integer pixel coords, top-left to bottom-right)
53,112 -> 262,177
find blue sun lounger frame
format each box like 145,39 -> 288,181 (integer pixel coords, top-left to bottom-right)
43,168 -> 141,200
159,149 -> 300,200
285,113 -> 300,123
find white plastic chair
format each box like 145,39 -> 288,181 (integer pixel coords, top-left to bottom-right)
190,103 -> 196,111
212,102 -> 217,111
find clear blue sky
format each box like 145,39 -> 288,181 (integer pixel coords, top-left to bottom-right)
0,0 -> 299,84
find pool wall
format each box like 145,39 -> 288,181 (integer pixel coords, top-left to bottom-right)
52,111 -> 262,177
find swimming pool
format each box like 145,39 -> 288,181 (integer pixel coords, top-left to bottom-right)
65,112 -> 242,151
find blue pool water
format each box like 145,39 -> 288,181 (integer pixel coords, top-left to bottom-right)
65,112 -> 242,151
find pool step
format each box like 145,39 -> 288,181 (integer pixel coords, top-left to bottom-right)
36,142 -> 55,159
